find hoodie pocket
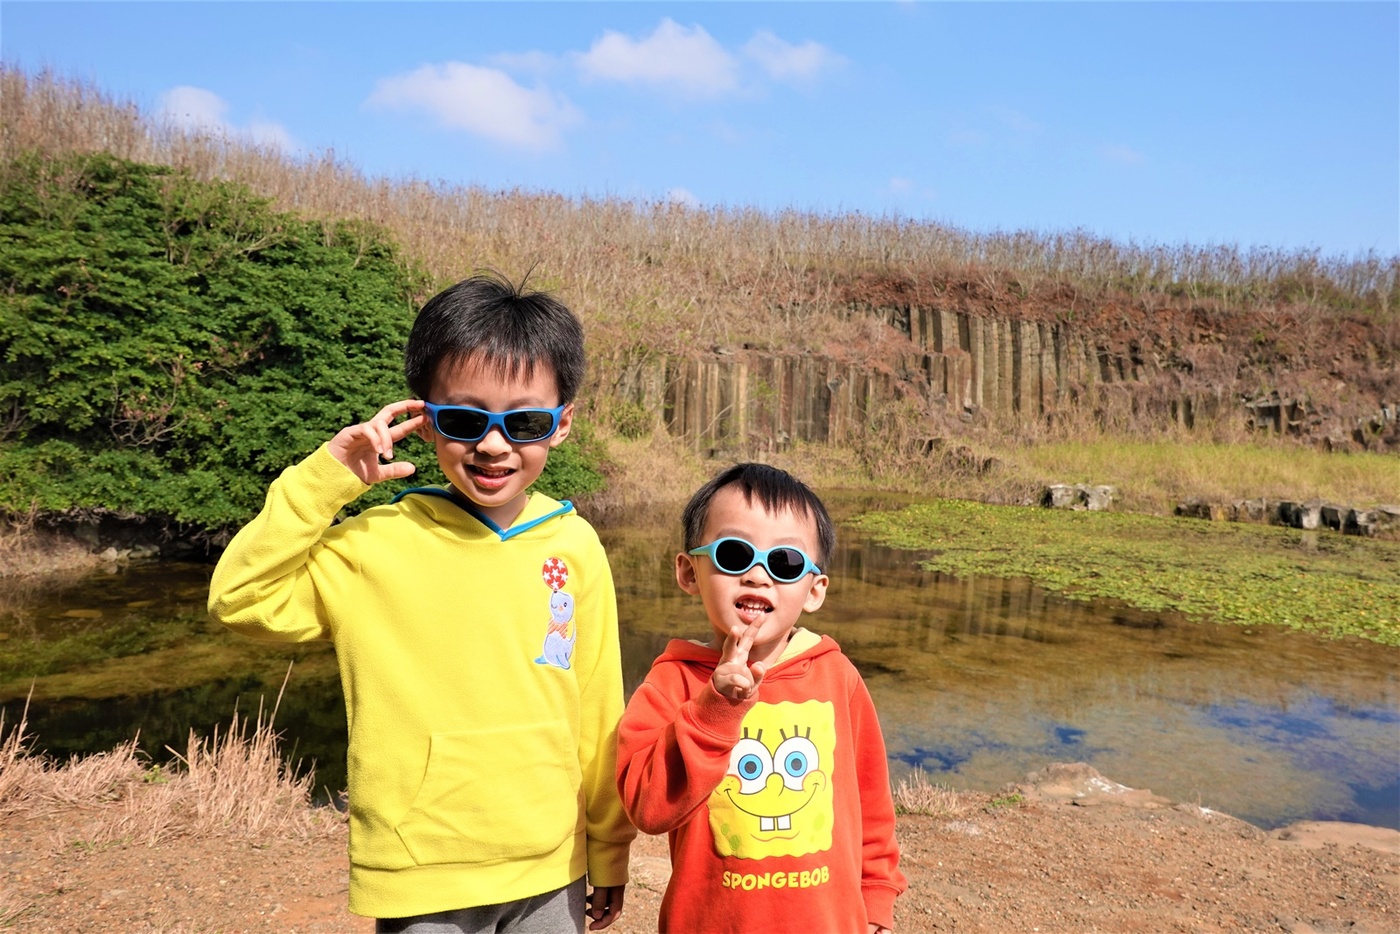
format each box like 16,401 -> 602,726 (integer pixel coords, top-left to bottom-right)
394,721 -> 583,866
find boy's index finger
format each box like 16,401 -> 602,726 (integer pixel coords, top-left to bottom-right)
376,398 -> 426,423
725,624 -> 755,664
717,627 -> 739,665
387,412 -> 426,441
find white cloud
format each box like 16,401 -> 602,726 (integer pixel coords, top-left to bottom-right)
248,121 -> 297,152
1103,144 -> 1146,165
742,31 -> 843,83
366,62 -> 580,150
577,19 -> 739,97
888,177 -> 915,194
157,86 -> 296,152
159,86 -> 229,133
666,187 -> 701,208
488,50 -> 560,77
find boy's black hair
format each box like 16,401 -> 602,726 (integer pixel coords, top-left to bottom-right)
681,463 -> 836,570
404,271 -> 585,404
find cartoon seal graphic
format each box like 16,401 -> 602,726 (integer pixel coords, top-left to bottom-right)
535,557 -> 576,670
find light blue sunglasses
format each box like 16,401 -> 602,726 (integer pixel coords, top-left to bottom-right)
688,537 -> 822,583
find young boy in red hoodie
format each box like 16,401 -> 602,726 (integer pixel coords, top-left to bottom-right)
617,463 -> 906,933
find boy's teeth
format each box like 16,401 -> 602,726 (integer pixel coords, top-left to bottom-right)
735,598 -> 772,622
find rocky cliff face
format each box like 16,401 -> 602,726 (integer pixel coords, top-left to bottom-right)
606,295 -> 1399,454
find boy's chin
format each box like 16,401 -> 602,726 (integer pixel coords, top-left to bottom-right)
448,479 -> 528,515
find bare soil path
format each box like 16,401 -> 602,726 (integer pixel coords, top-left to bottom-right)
3,766 -> 1396,933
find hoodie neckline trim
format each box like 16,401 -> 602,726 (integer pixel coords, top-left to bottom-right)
390,486 -> 574,541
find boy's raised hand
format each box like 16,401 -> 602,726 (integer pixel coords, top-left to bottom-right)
327,399 -> 426,486
712,623 -> 767,701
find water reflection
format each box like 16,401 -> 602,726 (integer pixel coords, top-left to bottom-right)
0,562 -> 345,796
2,507 -> 1397,830
606,511 -> 1399,830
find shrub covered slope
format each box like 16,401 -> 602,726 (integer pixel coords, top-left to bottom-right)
0,151 -> 598,533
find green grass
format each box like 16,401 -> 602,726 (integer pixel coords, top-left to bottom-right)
772,435 -> 1400,523
851,500 -> 1400,645
996,439 -> 1400,515
986,793 -> 1025,810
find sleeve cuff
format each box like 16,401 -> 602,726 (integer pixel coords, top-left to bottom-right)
586,837 -> 633,888
684,681 -> 757,742
302,443 -> 371,499
863,883 -> 900,930
272,443 -> 370,524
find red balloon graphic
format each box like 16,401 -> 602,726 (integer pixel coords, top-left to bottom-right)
542,557 -> 569,591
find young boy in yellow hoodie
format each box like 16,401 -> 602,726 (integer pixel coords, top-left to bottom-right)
209,273 -> 633,933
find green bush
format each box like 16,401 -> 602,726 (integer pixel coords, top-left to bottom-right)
609,399 -> 655,440
0,151 -> 428,529
531,420 -> 606,501
0,151 -> 608,532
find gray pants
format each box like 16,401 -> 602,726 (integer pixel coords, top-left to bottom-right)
375,877 -> 586,934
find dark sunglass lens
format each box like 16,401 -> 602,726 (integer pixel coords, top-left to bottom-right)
438,408 -> 489,440
712,539 -> 756,574
503,410 -> 555,441
766,548 -> 807,581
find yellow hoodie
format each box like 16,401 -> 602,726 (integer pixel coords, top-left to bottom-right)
208,444 -> 634,918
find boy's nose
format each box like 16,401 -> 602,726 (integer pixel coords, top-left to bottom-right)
473,426 -> 513,455
740,563 -> 773,586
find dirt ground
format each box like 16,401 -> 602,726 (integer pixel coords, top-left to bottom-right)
2,764 -> 1396,933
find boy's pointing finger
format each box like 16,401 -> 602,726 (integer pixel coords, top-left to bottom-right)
387,413 -> 425,441
376,398 -> 425,420
725,624 -> 755,663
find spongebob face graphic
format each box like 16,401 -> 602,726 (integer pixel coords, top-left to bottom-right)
708,700 -> 835,859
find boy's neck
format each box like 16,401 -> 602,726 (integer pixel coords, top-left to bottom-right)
455,486 -> 530,529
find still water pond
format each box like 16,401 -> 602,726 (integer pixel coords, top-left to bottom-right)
3,505 -> 1397,831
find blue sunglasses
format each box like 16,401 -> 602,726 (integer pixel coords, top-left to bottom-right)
423,403 -> 566,443
688,537 -> 822,583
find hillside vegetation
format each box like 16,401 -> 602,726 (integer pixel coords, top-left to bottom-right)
0,149 -> 601,537
1,67 -> 1396,540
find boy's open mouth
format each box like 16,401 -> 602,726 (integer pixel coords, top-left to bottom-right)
735,597 -> 773,624
467,465 -> 515,488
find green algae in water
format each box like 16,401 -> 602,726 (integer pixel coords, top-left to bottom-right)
0,613 -> 204,684
850,500 -> 1400,645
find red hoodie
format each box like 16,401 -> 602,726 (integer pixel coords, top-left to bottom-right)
617,632 -> 906,933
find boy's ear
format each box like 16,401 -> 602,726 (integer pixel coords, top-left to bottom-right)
415,407 -> 436,442
547,403 -> 574,448
674,553 -> 702,595
802,573 -> 829,614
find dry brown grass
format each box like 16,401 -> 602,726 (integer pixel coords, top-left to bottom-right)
580,430 -> 709,523
893,768 -> 968,818
0,510 -> 103,579
3,66 -> 1394,409
0,695 -> 144,822
0,672 -> 334,850
4,66 -> 1394,526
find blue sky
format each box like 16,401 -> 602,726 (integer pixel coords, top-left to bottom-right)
4,2 -> 1396,257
